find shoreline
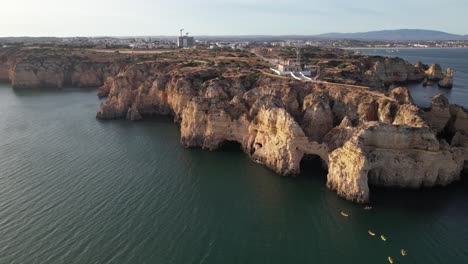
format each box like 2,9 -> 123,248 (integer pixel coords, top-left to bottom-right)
344,47 -> 468,50
2,46 -> 467,204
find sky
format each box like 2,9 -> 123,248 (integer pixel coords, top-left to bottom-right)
1,0 -> 466,37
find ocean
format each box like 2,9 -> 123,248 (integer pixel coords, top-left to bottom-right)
355,48 -> 468,108
0,48 -> 467,264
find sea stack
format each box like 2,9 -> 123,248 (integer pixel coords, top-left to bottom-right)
439,68 -> 454,88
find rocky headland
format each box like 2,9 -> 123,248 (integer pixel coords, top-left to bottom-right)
1,46 -> 466,203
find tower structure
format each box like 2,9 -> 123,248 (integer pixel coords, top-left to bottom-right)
177,29 -> 195,48
296,47 -> 302,66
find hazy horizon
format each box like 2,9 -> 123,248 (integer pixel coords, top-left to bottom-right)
1,0 -> 467,37
0,29 -> 466,39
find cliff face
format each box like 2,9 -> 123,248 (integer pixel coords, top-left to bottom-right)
3,47 -> 466,203
320,56 -> 427,89
12,57 -> 123,89
327,123 -> 464,202
96,59 -> 467,203
97,62 -> 330,175
364,57 -> 426,86
319,56 -> 456,91
424,94 -> 468,171
0,48 -> 126,89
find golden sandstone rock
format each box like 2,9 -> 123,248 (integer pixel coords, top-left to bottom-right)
1,47 -> 466,203
439,68 -> 454,88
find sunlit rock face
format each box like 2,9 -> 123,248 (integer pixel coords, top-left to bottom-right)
365,57 -> 426,86
2,47 -> 466,204
439,68 -> 454,88
0,47 -> 126,89
301,93 -> 334,142
93,60 -> 467,203
327,123 -> 464,203
425,64 -> 445,81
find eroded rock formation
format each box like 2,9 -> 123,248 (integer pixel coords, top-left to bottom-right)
425,64 -> 444,81
423,64 -> 455,88
0,47 -> 127,89
95,59 -> 467,203
364,57 -> 426,86
439,68 -> 454,88
1,47 -> 466,203
319,56 -> 428,89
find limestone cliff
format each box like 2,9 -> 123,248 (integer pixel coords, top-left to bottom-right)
3,47 -> 466,203
327,123 -> 464,202
424,94 -> 468,171
96,59 -> 468,203
364,57 -> 425,87
320,56 -> 427,89
0,47 -> 126,89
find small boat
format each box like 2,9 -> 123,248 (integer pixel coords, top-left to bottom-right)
341,212 -> 349,217
388,256 -> 394,264
401,249 -> 407,256
381,235 -> 387,241
364,205 -> 372,210
368,230 -> 376,236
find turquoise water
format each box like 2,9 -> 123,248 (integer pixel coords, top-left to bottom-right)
356,48 -> 468,108
0,67 -> 467,263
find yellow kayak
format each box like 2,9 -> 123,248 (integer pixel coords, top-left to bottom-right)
388,256 -> 394,264
401,249 -> 407,256
368,230 -> 375,236
381,235 -> 387,241
340,212 -> 349,217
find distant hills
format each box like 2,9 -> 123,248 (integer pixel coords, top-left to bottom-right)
176,29 -> 468,41
314,29 -> 467,41
1,29 -> 467,42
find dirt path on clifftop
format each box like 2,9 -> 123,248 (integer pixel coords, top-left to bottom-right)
252,49 -> 394,101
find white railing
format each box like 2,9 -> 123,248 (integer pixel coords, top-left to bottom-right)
270,68 -> 282,75
290,72 -> 304,81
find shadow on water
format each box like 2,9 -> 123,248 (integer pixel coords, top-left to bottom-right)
370,171 -> 468,212
11,87 -> 99,97
95,115 -> 176,129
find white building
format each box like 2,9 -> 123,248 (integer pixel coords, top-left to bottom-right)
270,49 -> 312,78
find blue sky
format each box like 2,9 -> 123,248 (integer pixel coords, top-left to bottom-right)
1,0 -> 466,36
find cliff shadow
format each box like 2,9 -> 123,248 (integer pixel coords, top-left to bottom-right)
298,154 -> 328,181
369,174 -> 468,213
12,87 -> 98,97
217,140 -> 243,153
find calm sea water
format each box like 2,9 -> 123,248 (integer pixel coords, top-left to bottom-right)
355,48 -> 468,108
1,51 -> 467,264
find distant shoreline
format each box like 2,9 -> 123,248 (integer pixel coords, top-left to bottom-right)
344,47 -> 468,50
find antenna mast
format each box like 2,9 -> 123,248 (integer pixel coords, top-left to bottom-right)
296,47 -> 301,66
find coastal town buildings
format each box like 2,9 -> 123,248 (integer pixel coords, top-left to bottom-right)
177,29 -> 195,48
270,48 -> 312,78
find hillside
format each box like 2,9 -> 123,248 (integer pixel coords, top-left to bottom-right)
315,29 -> 465,41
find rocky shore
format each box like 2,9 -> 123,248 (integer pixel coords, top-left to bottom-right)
1,46 -> 466,203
